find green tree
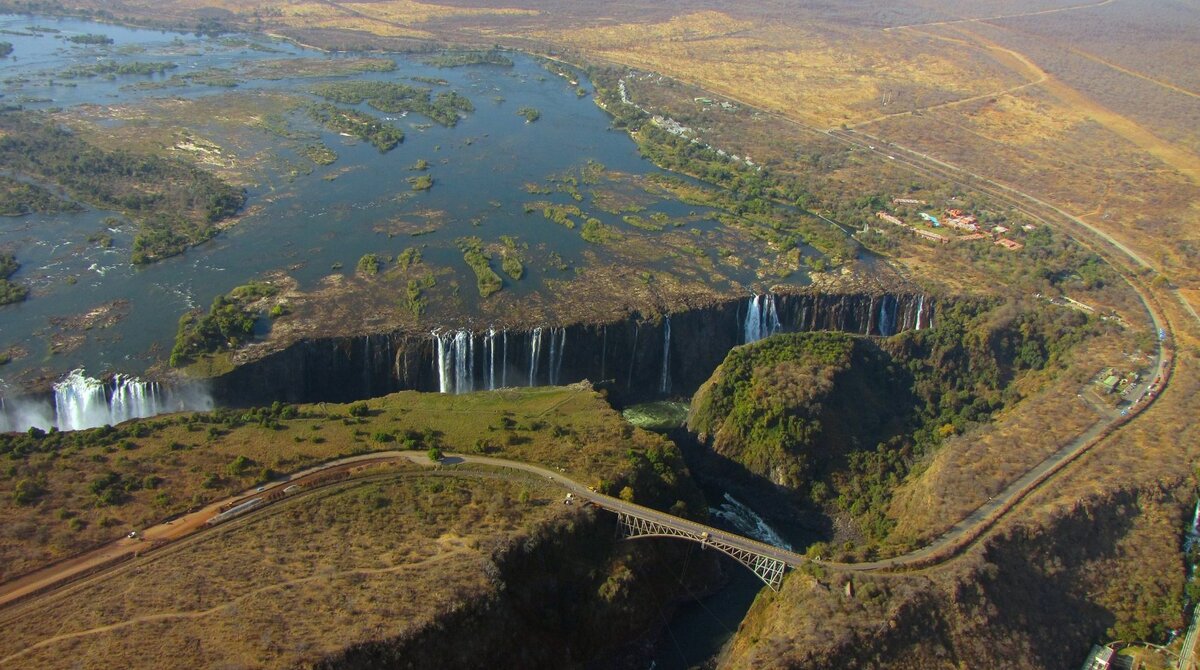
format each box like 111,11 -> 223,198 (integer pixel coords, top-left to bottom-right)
12,479 -> 44,506
227,455 -> 253,477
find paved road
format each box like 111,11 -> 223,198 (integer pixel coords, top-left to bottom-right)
0,66 -> 1181,605
0,452 -> 400,609
427,453 -> 810,567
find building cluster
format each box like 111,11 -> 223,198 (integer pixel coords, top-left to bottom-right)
943,209 -> 979,232
875,201 -> 1027,250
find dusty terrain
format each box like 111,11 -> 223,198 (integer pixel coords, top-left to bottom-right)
1,0 -> 1197,666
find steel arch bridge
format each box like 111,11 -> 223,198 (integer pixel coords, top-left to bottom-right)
612,509 -> 789,590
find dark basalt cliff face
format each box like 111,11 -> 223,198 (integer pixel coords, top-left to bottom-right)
211,292 -> 933,407
311,508 -> 724,670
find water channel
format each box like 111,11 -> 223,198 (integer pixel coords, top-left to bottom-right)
1,14 -> 803,401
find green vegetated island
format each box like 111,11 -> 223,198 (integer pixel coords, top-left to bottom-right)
306,103 -> 404,152
421,49 -> 513,68
311,81 -> 474,127
0,111 -> 245,264
0,253 -> 28,305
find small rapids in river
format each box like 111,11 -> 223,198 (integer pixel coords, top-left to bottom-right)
708,492 -> 794,551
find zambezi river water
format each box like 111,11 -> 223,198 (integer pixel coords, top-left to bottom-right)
0,16 -> 830,666
0,14 -> 800,405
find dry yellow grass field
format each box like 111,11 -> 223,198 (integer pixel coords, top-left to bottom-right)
0,385 -> 667,580
887,332 -> 1131,547
0,474 -> 564,669
53,0 -> 1199,290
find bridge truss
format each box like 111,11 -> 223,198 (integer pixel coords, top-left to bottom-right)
613,510 -> 787,590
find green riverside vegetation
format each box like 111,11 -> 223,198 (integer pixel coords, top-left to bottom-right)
170,282 -> 278,367
311,81 -> 473,126
0,253 -> 28,305
299,143 -> 337,166
0,175 -> 82,216
305,103 -> 403,152
457,237 -> 503,298
421,50 -> 513,68
59,60 -> 177,78
66,33 -> 112,45
0,112 -> 245,264
356,253 -> 381,276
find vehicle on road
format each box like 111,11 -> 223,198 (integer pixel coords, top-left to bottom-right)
207,498 -> 264,526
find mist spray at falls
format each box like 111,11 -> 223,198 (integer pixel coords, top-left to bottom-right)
0,369 -> 213,433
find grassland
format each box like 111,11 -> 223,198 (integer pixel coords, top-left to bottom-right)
0,385 -> 678,581
2,0 -> 1197,663
0,472 -> 565,669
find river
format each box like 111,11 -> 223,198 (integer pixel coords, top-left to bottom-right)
1,13 -> 806,406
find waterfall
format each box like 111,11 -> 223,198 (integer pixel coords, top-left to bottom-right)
0,368 -> 210,433
528,327 -> 543,387
558,329 -> 567,384
433,330 -> 478,394
0,394 -> 53,433
454,330 -> 473,393
108,374 -> 162,424
744,294 -> 782,344
548,328 -> 558,385
54,370 -> 110,432
1189,500 -> 1200,551
434,332 -> 451,394
915,295 -> 925,331
547,328 -> 566,385
878,296 -> 896,337
660,316 -> 672,394
744,295 -> 762,343
486,328 -> 497,391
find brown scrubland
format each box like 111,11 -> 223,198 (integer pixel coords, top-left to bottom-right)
1,0 -> 1197,667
